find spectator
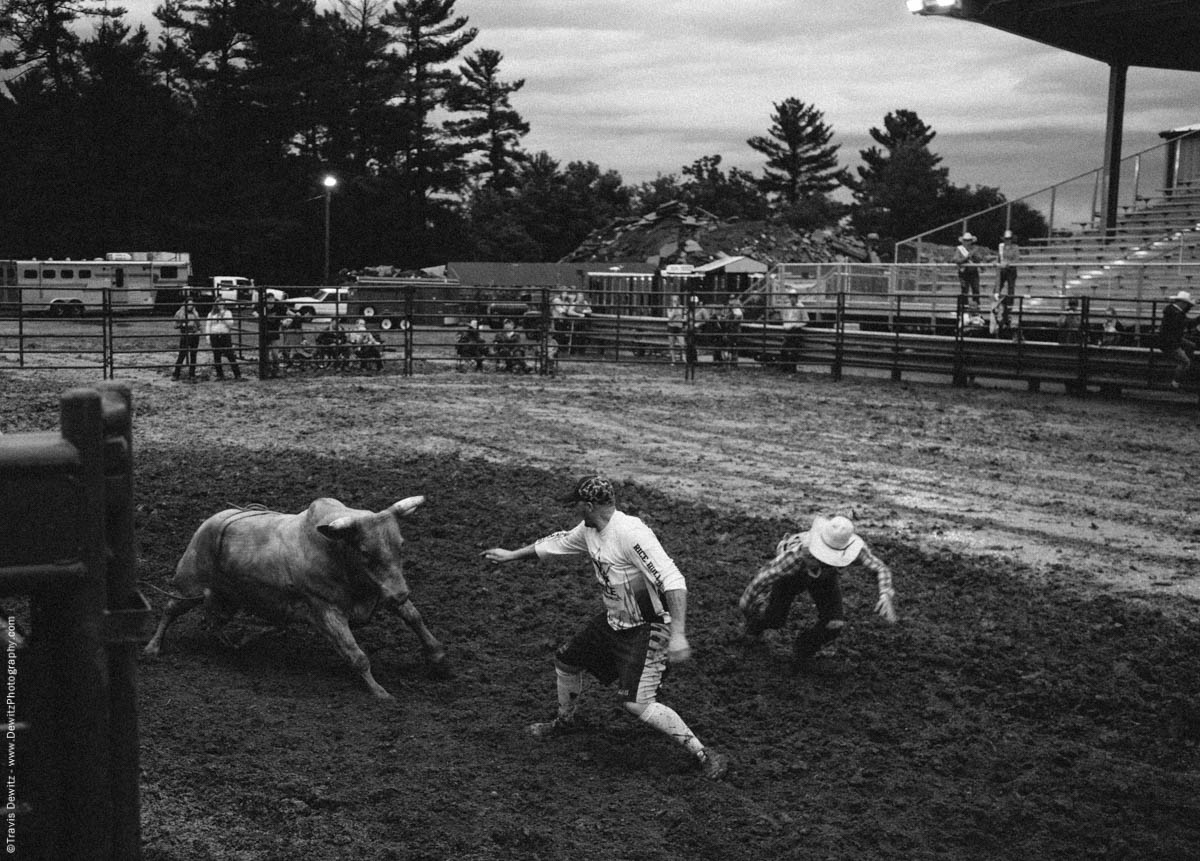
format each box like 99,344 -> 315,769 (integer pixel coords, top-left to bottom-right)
1100,306 -> 1126,347
961,303 -> 988,337
204,297 -> 242,381
987,293 -> 1012,339
262,295 -> 286,378
779,290 -> 810,372
1057,298 -> 1082,345
279,304 -> 305,369
665,294 -> 685,364
455,319 -> 487,372
954,232 -> 983,301
481,475 -> 729,780
315,318 -> 349,370
566,291 -> 592,355
349,318 -> 384,371
171,294 -> 202,382
738,514 -> 898,675
493,318 -> 528,373
719,296 -> 744,366
1158,290 -> 1196,389
997,230 -> 1021,298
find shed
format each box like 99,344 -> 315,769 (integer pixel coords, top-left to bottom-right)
693,255 -> 769,298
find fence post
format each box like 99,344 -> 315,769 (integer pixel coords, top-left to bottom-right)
832,293 -> 845,381
1077,295 -> 1092,394
97,383 -> 145,861
953,293 -> 968,387
892,292 -> 903,382
45,389 -> 112,859
403,287 -> 414,375
684,301 -> 696,381
103,287 -> 114,380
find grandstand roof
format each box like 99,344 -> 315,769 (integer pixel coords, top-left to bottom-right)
941,0 -> 1200,72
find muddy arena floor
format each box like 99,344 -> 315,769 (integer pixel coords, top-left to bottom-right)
3,361 -> 1200,860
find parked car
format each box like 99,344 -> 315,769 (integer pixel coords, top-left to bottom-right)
216,286 -> 287,306
286,287 -> 355,322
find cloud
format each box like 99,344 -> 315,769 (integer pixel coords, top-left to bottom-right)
106,0 -> 1200,200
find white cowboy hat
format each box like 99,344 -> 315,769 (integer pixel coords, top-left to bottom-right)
959,233 -> 976,243
1171,290 -> 1194,304
808,516 -> 864,567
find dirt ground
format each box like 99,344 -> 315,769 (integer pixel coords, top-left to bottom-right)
3,360 -> 1200,860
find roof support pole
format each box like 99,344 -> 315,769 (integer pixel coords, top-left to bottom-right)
1102,61 -> 1128,238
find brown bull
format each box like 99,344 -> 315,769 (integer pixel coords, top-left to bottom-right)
144,496 -> 448,698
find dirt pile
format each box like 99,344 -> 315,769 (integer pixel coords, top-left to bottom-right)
560,200 -> 874,266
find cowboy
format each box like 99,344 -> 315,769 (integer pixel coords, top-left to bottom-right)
1158,290 -> 1197,389
738,515 -> 897,674
954,232 -> 983,302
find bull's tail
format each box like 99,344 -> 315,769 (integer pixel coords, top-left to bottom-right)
140,579 -> 206,602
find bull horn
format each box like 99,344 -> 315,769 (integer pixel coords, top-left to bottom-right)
388,496 -> 425,517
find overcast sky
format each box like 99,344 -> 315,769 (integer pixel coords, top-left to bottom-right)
451,0 -> 1200,203
114,0 -> 1200,207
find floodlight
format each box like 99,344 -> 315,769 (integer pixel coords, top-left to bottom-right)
907,0 -> 964,15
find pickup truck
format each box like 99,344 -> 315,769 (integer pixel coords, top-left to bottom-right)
286,287 -> 355,322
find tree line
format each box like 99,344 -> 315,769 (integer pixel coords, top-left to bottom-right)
1,0 -> 1046,283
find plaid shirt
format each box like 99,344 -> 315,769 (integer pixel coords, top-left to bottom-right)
739,530 -> 894,619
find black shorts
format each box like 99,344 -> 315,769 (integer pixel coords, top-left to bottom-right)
557,611 -> 669,703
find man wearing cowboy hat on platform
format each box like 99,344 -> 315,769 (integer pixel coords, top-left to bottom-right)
954,232 -> 984,302
738,515 -> 897,674
1159,290 -> 1197,389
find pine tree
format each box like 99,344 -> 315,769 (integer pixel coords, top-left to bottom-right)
747,98 -> 848,207
445,47 -> 529,191
381,0 -> 476,196
851,109 -> 950,243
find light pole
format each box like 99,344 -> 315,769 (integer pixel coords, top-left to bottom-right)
322,174 -> 337,285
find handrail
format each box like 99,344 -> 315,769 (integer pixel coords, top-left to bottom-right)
894,130 -> 1197,260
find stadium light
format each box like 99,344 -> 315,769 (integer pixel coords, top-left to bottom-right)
907,0 -> 964,14
322,175 -> 337,285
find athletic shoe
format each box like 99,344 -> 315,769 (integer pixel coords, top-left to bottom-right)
698,748 -> 730,780
527,716 -> 577,739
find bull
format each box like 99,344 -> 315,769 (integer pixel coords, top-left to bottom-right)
143,496 -> 448,698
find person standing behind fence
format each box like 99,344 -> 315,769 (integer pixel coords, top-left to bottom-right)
666,294 -> 685,364
720,296 -> 744,366
779,290 -> 809,372
1158,290 -> 1197,389
204,297 -> 242,381
996,230 -> 1020,334
171,295 -> 201,381
997,230 -> 1020,296
955,232 -> 983,301
263,295 -> 286,378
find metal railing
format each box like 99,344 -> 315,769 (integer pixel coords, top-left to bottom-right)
2,281 -> 1197,400
895,131 -> 1197,260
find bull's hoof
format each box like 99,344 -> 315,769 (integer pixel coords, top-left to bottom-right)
427,654 -> 454,680
143,642 -> 162,658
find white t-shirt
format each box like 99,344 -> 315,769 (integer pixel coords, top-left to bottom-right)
535,510 -> 686,629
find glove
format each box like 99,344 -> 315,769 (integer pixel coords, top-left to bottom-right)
875,589 -> 898,624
